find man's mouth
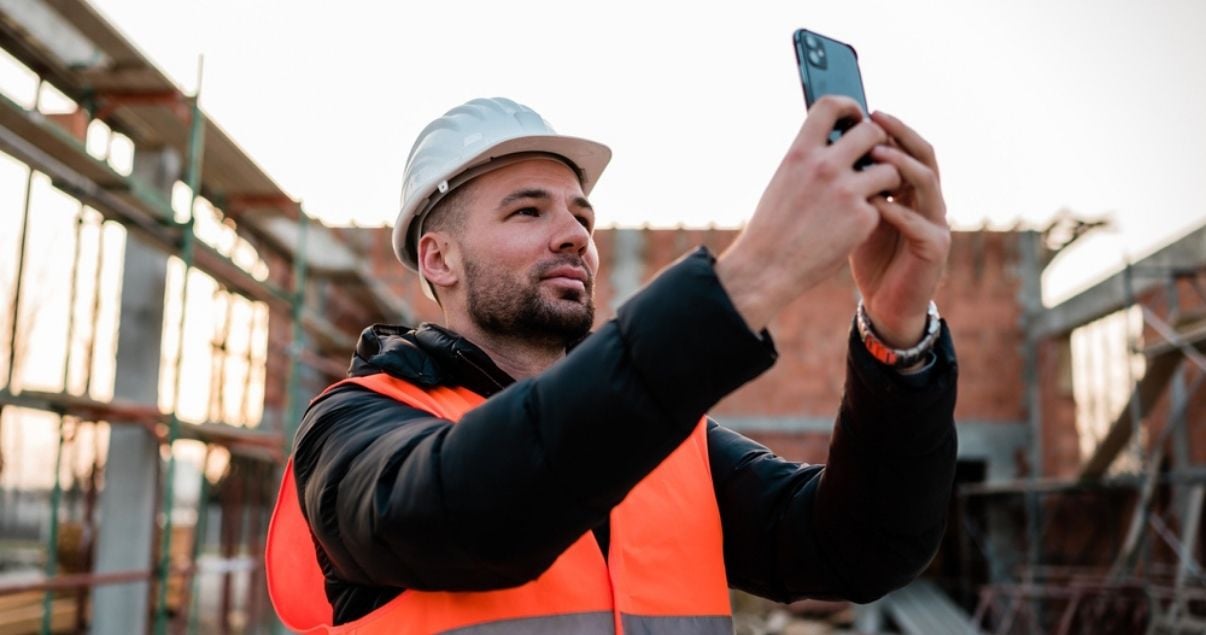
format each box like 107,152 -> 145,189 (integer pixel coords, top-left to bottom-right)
540,265 -> 590,293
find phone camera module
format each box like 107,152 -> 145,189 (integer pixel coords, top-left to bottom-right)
806,43 -> 827,69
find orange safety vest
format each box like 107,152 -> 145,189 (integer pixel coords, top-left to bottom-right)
266,373 -> 733,634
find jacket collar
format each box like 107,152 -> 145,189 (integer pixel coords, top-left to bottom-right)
349,323 -> 516,398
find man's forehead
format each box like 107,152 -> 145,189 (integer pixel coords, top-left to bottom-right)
474,158 -> 585,197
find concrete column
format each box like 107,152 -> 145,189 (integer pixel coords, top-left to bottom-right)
996,230 -> 1044,586
608,228 -> 644,314
92,147 -> 180,635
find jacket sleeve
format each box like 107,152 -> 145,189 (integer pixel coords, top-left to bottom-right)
710,319 -> 957,604
293,247 -> 776,591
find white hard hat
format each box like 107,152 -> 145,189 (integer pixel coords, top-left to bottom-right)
393,97 -> 612,299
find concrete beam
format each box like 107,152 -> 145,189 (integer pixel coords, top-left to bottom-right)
261,217 -> 359,275
0,0 -> 112,70
956,422 -> 1030,482
1033,223 -> 1206,339
711,417 -> 1029,482
609,228 -> 644,314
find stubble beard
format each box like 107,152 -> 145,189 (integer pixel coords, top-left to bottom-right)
465,256 -> 595,349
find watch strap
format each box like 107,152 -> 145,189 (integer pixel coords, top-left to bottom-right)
856,300 -> 942,369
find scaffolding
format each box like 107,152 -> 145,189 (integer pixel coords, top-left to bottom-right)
0,1 -> 410,632
958,226 -> 1206,634
1,3 -> 1204,635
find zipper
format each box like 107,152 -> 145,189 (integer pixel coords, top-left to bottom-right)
455,350 -> 507,394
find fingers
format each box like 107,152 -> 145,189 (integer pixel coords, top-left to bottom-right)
831,119 -> 887,169
871,196 -> 950,262
870,144 -> 945,223
852,162 -> 901,198
870,111 -> 939,176
800,95 -> 867,148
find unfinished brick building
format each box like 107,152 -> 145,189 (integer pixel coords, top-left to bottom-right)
348,222 -> 1206,632
2,1 -> 1204,632
356,225 -> 1030,476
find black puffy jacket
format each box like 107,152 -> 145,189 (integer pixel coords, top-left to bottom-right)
292,248 -> 959,624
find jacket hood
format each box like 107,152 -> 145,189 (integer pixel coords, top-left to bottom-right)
349,323 -> 512,396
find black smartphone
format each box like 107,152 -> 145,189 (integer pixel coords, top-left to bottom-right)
793,29 -> 872,167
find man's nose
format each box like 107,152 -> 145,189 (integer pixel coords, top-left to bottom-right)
550,208 -> 590,255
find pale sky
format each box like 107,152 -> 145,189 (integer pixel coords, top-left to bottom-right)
28,1 -> 1206,302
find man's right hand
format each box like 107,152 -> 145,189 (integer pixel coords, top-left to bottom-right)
716,95 -> 901,332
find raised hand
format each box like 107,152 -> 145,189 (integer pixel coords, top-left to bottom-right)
851,111 -> 950,348
717,96 -> 902,332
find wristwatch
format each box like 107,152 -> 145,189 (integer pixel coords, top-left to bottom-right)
856,300 -> 941,369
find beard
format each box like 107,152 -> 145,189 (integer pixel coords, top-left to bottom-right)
464,255 -> 595,348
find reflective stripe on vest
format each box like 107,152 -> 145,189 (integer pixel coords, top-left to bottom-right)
439,613 -> 734,635
266,373 -> 732,634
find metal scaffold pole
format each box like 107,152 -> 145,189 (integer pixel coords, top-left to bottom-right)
271,206 -> 309,635
40,179 -> 89,635
4,79 -> 42,393
39,418 -> 66,635
1018,230 -> 1046,635
154,58 -> 206,635
6,74 -> 53,635
283,211 -> 310,456
185,446 -> 213,635
83,213 -> 108,400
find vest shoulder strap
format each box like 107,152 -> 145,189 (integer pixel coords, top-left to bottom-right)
320,374 -> 485,420
267,374 -> 484,632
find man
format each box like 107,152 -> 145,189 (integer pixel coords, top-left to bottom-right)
266,96 -> 957,634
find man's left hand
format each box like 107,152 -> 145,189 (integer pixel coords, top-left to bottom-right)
850,111 -> 950,348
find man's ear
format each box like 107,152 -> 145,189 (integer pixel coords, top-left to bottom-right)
418,233 -> 459,292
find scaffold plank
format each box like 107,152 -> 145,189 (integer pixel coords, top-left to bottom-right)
1,0 -> 395,308
0,390 -> 283,459
0,93 -> 127,192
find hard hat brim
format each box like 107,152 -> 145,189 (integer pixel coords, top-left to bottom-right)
393,134 -> 612,273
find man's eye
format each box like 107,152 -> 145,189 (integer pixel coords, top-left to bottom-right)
514,207 -> 540,217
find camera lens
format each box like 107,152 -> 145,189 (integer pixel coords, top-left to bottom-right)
805,34 -> 818,49
808,50 -> 822,65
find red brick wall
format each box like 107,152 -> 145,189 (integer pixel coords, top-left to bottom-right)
353,226 -> 1032,467
259,244 -> 295,431
940,231 -> 1027,424
47,110 -> 89,142
1193,368 -> 1206,464
1038,336 -> 1080,477
589,229 -> 615,330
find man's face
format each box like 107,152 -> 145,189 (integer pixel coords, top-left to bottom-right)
453,158 -> 599,346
